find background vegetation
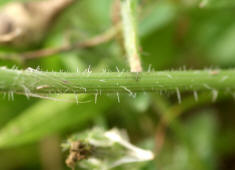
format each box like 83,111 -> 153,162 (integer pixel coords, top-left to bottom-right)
0,0 -> 235,169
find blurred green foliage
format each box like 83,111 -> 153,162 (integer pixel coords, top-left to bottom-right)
0,0 -> 235,170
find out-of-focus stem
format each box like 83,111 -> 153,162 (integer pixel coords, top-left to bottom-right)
0,24 -> 121,61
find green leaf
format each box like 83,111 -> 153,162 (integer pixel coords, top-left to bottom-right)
0,95 -> 113,148
139,1 -> 177,37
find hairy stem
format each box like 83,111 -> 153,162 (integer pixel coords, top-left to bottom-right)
0,68 -> 234,94
121,0 -> 142,72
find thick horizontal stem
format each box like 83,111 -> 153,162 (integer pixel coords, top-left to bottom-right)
0,67 -> 234,94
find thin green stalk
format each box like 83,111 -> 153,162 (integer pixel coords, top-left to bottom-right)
121,0 -> 142,72
0,67 -> 235,94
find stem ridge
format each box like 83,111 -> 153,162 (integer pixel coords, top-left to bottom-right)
0,67 -> 234,94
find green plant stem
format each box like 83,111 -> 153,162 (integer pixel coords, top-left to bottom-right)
0,67 -> 235,94
121,0 -> 142,72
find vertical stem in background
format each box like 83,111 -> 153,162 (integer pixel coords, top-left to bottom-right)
120,0 -> 142,72
39,136 -> 63,170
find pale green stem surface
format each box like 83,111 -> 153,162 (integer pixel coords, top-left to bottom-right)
121,0 -> 142,72
0,68 -> 234,94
